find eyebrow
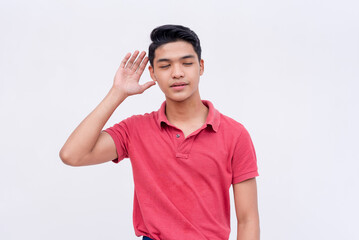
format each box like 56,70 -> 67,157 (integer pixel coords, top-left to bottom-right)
156,54 -> 196,63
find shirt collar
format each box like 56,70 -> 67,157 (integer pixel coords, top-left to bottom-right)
156,100 -> 220,132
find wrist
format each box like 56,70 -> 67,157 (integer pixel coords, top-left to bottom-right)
108,87 -> 127,104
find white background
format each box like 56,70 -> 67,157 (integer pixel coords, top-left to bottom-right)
1,0 -> 358,239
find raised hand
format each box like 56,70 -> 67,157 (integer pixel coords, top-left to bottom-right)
112,50 -> 156,97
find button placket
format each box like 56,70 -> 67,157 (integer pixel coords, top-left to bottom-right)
174,130 -> 186,155
170,127 -> 204,159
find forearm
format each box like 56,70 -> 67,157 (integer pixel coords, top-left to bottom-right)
60,87 -> 126,164
237,219 -> 260,240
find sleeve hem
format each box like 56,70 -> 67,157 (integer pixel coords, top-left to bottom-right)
232,170 -> 259,184
103,129 -> 120,164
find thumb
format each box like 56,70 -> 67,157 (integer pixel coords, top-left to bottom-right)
140,81 -> 156,93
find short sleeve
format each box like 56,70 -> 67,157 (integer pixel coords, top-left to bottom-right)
103,118 -> 131,163
231,126 -> 259,184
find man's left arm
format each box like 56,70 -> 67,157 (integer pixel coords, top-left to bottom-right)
233,177 -> 260,240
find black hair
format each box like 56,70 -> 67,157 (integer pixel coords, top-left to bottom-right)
148,24 -> 201,66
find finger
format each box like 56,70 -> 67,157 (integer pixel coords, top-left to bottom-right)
120,53 -> 131,68
140,81 -> 156,93
131,51 -> 146,70
135,57 -> 149,76
125,50 -> 139,69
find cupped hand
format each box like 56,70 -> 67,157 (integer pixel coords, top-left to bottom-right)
112,50 -> 156,97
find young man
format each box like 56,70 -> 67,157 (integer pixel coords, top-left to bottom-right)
60,25 -> 260,240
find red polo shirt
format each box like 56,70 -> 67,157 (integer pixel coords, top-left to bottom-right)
104,100 -> 259,240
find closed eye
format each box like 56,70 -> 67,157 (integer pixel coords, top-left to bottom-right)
159,65 -> 170,69
183,62 -> 193,66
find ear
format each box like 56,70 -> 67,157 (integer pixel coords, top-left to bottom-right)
148,65 -> 157,81
199,59 -> 204,76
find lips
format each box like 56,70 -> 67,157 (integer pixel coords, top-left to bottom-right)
170,82 -> 188,87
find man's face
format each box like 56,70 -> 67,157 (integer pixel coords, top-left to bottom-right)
149,41 -> 204,103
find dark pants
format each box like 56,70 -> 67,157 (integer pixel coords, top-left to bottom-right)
143,237 -> 153,240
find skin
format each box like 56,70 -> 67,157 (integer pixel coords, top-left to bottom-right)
234,178 -> 260,240
59,41 -> 259,239
59,50 -> 155,166
148,41 -> 208,137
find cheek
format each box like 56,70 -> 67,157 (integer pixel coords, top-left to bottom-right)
155,73 -> 166,83
155,77 -> 168,91
188,70 -> 201,80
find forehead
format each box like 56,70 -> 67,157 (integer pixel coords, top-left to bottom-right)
154,41 -> 198,61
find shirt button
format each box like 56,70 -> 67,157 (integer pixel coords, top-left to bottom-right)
176,134 -> 180,138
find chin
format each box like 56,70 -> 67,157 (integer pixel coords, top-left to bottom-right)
165,93 -> 191,103
163,87 -> 198,103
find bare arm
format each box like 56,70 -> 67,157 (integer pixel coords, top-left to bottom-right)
59,50 -> 156,166
233,178 -> 260,240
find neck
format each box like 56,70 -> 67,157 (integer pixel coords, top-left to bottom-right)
165,94 -> 208,125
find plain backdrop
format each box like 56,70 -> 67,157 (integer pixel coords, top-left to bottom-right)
1,0 -> 358,239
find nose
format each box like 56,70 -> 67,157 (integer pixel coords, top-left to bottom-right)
171,63 -> 184,79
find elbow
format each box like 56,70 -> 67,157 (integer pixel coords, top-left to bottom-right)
59,148 -> 81,167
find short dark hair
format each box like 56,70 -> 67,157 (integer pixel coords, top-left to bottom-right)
148,24 -> 201,66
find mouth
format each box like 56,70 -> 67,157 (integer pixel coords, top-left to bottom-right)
170,82 -> 188,88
